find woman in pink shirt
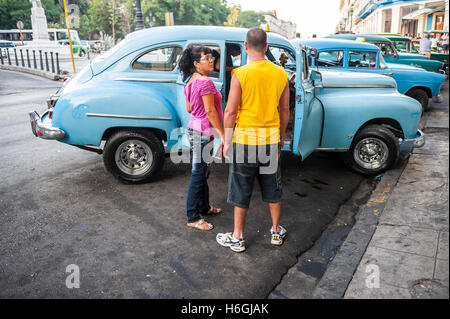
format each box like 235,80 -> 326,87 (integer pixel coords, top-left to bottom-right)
178,45 -> 225,231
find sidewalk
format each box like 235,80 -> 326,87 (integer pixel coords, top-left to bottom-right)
314,80 -> 449,299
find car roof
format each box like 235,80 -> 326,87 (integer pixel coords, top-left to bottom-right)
292,38 -> 379,51
125,25 -> 291,47
326,33 -> 393,43
383,35 -> 411,41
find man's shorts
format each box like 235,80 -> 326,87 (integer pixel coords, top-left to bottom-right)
227,143 -> 282,209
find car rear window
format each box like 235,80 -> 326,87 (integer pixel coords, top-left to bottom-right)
133,46 -> 183,72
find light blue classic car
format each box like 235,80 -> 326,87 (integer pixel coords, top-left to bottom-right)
293,38 -> 446,111
29,26 -> 424,182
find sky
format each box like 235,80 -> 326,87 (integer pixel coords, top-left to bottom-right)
228,0 -> 342,38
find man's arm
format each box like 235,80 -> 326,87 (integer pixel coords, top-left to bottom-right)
278,81 -> 290,148
223,74 -> 241,160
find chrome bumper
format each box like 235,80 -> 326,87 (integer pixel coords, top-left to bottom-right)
402,129 -> 425,149
29,110 -> 66,140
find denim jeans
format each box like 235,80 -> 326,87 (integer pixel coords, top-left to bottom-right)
186,128 -> 214,223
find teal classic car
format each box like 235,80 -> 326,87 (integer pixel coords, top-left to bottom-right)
29,26 -> 424,182
382,35 -> 449,75
294,38 -> 446,111
327,34 -> 445,74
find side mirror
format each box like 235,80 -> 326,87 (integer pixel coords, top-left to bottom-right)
311,70 -> 322,84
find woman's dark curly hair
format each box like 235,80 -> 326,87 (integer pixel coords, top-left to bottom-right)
178,45 -> 213,82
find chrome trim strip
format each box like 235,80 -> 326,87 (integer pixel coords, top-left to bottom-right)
315,147 -> 349,151
322,84 -> 395,88
86,113 -> 172,121
115,78 -> 178,83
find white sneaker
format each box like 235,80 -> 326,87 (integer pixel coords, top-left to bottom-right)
270,225 -> 287,245
216,232 -> 246,252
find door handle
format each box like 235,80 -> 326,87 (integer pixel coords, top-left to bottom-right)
382,73 -> 394,77
305,88 -> 313,93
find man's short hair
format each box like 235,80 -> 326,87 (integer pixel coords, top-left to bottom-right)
246,28 -> 267,52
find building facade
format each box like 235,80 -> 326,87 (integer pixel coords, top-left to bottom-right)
337,0 -> 448,37
259,10 -> 297,39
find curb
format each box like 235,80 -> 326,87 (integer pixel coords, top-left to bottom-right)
0,64 -> 63,81
311,160 -> 408,299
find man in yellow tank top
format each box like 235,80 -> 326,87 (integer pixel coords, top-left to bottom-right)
216,28 -> 290,252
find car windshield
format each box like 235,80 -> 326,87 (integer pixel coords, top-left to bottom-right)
96,39 -> 129,60
392,40 -> 418,54
265,46 -> 296,69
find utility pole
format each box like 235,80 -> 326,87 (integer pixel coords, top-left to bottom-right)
135,0 -> 144,31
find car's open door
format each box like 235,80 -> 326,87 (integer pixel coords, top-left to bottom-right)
292,43 -> 324,160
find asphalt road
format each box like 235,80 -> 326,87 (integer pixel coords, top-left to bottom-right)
0,69 -> 368,298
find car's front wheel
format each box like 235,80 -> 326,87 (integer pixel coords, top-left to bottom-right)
103,129 -> 165,183
406,88 -> 429,112
343,124 -> 400,176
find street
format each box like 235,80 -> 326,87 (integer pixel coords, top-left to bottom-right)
0,69 -> 370,298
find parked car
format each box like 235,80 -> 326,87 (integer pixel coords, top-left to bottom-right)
29,26 -> 424,182
0,39 -> 15,58
326,33 -> 445,74
58,39 -> 88,56
293,38 -> 446,111
381,35 -> 449,75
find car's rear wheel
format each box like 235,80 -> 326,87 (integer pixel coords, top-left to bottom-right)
343,124 -> 399,176
103,129 -> 165,183
406,88 -> 429,112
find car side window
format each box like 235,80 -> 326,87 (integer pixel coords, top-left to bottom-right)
316,50 -> 344,67
133,46 -> 183,72
348,51 -> 377,68
302,50 -> 309,80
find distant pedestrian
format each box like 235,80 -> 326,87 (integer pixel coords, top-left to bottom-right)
216,28 -> 290,252
178,45 -> 225,231
431,35 -> 438,51
442,34 -> 449,54
420,34 -> 432,58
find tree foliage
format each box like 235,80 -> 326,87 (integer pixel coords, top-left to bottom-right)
235,10 -> 266,28
0,0 -> 32,29
0,0 -> 264,41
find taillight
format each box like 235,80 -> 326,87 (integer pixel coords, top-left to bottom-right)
64,77 -> 71,82
49,110 -> 53,119
47,94 -> 59,109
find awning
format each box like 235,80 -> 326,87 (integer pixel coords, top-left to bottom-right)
402,8 -> 435,20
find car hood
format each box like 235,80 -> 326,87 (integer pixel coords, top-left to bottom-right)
319,70 -> 397,88
386,63 -> 425,71
398,53 -> 428,60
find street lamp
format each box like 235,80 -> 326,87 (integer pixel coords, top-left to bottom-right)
135,0 -> 144,31
349,4 -> 354,32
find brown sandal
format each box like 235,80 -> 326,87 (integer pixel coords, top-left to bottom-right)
187,219 -> 214,231
203,206 -> 222,215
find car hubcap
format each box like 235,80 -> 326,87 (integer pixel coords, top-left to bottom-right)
115,139 -> 153,176
353,138 -> 389,170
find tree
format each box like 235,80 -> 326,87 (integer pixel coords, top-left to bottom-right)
235,10 -> 265,28
141,0 -> 229,27
42,0 -> 62,25
0,0 -> 32,29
